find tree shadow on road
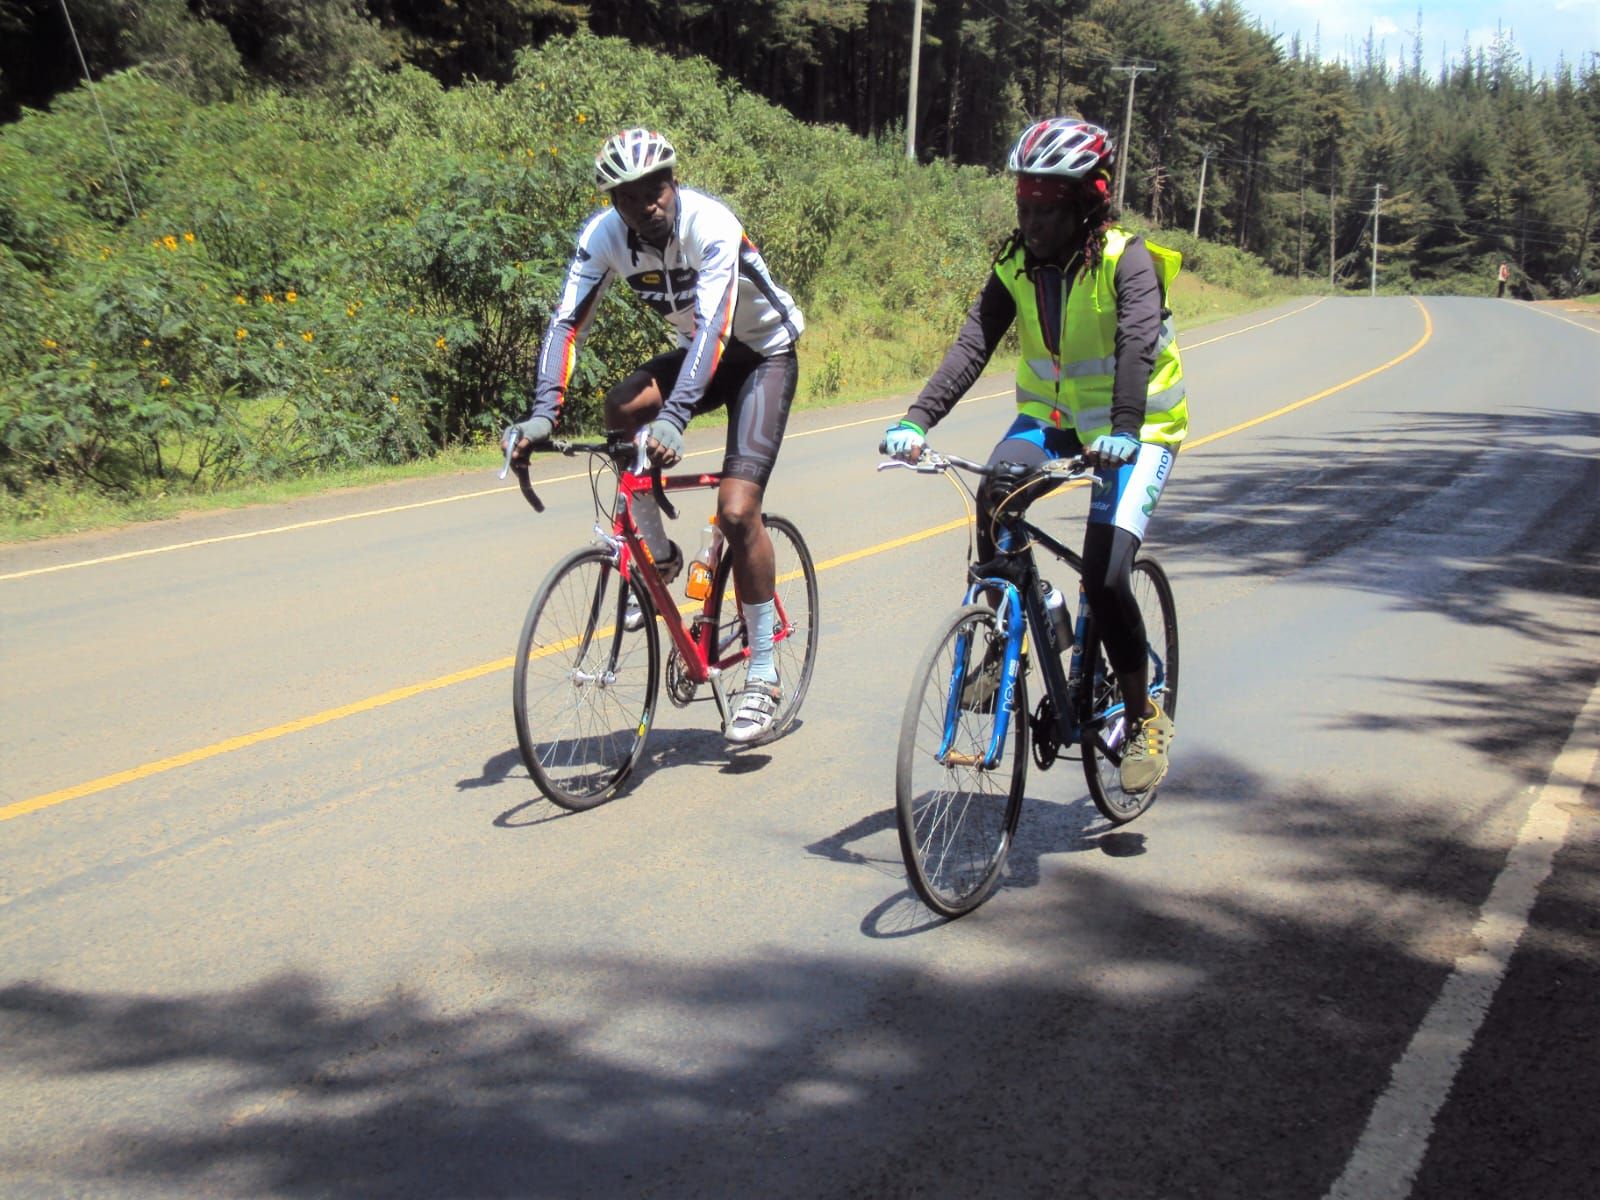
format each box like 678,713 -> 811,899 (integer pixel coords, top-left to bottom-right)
4,737 -> 1592,1199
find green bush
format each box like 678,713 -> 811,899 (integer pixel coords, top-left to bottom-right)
0,32 -> 1291,517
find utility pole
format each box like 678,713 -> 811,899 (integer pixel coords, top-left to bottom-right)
1370,182 -> 1382,296
1296,158 -> 1306,281
905,0 -> 924,161
1192,147 -> 1213,238
1328,158 -> 1337,288
1110,64 -> 1155,212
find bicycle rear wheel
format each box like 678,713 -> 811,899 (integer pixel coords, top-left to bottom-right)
705,513 -> 819,744
1083,556 -> 1179,823
513,546 -> 660,809
896,605 -> 1028,918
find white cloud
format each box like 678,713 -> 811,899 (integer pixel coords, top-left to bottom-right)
1238,2 -> 1597,74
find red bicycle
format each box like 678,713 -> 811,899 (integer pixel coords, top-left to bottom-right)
508,435 -> 819,809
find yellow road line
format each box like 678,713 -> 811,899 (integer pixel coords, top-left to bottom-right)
1184,296 -> 1433,450
0,301 -> 1321,584
4,299 -> 1425,822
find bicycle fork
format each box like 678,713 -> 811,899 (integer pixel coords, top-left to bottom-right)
938,581 -> 1026,770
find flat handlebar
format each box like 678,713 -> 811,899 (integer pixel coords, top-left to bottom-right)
877,445 -> 1094,482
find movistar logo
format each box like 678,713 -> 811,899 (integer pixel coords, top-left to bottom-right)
1141,484 -> 1160,516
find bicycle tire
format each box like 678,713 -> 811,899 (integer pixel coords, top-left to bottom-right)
1083,556 -> 1179,823
896,605 -> 1029,918
704,513 -> 819,745
513,546 -> 660,810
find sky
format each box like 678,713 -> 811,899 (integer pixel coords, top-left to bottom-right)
1234,1 -> 1600,77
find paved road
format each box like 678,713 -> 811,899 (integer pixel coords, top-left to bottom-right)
2,296 -> 1597,1198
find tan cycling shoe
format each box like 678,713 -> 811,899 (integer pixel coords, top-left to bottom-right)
1120,701 -> 1174,794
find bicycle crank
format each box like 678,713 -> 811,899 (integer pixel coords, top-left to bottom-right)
665,650 -> 699,707
1031,696 -> 1061,769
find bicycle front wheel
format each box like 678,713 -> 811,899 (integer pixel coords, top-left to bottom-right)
1083,556 -> 1180,824
513,547 -> 660,810
705,513 -> 819,745
896,605 -> 1028,918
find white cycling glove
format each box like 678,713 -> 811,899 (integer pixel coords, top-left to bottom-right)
882,420 -> 926,460
1087,433 -> 1140,467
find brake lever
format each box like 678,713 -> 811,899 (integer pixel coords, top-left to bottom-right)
499,431 -> 545,511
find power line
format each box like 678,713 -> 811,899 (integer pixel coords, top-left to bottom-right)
57,0 -> 138,220
961,0 -> 1160,72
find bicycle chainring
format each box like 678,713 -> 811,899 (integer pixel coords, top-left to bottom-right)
665,650 -> 698,707
1031,695 -> 1061,769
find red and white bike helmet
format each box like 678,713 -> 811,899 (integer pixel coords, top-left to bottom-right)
594,128 -> 678,191
1007,118 -> 1114,179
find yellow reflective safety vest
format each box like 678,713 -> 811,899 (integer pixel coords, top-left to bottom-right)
992,227 -> 1187,446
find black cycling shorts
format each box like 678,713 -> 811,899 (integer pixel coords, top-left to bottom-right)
641,342 -> 798,486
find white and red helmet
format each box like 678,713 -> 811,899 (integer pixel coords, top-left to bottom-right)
594,128 -> 678,191
1007,118 -> 1114,180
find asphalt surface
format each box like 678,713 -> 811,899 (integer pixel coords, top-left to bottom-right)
2,295 -> 1597,1198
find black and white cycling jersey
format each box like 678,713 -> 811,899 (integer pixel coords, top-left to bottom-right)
530,187 -> 804,432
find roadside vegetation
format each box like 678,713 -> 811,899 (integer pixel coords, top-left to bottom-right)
1,31 -> 1301,541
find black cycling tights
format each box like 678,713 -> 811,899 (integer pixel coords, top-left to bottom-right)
978,437 -> 1148,677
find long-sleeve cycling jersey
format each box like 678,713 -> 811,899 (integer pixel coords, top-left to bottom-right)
905,235 -> 1164,439
528,187 -> 804,433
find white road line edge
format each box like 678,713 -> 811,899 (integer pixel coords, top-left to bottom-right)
1324,678 -> 1600,1200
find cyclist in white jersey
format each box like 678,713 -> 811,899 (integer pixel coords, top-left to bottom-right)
505,129 -> 805,744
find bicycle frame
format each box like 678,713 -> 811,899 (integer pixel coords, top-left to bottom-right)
606,461 -> 800,690
938,514 -> 1166,772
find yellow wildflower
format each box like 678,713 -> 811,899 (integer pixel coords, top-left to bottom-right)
549,145 -> 559,156
235,294 -> 248,305
301,330 -> 314,342
162,235 -> 178,251
389,394 -> 399,404
236,327 -> 248,340
42,337 -> 58,349
142,338 -> 152,348
263,293 -> 275,304
346,305 -> 357,317
435,336 -> 447,350
183,231 -> 195,243
159,377 -> 171,387
275,340 -> 285,349
576,112 -> 586,123
285,291 -> 297,303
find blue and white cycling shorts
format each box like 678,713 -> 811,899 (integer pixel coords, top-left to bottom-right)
996,413 -> 1176,541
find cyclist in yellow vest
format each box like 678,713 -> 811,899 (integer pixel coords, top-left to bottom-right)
882,117 -> 1188,794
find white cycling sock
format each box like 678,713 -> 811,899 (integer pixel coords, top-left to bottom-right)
742,598 -> 778,684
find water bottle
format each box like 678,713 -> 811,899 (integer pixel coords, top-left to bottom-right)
1042,582 -> 1072,651
685,516 -> 720,600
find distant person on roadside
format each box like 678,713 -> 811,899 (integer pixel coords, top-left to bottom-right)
502,129 -> 805,744
879,117 -> 1188,795
1497,261 -> 1509,298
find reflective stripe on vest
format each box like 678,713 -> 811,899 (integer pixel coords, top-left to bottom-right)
995,228 -> 1188,446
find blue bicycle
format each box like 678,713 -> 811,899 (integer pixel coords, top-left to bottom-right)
884,448 -> 1180,917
